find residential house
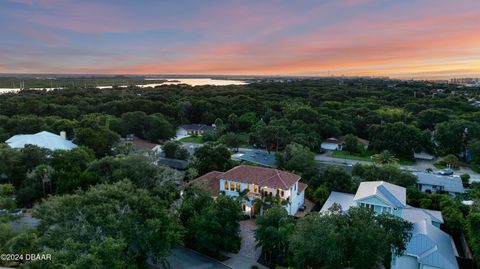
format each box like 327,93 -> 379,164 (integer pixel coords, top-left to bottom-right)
189,165 -> 307,216
320,137 -> 345,151
5,131 -> 77,151
413,152 -> 435,161
125,135 -> 162,153
321,181 -> 459,269
414,172 -> 465,196
320,136 -> 369,151
176,124 -> 215,137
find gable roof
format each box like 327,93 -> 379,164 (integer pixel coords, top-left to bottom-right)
219,165 -> 301,190
320,191 -> 355,213
414,172 -> 465,194
353,181 -> 406,208
179,124 -> 215,132
405,219 -> 459,269
402,206 -> 444,224
6,131 -> 77,151
185,171 -> 223,197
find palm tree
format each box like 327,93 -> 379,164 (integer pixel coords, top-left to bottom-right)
371,150 -> 399,165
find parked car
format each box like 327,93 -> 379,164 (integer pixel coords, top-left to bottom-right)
298,204 -> 307,211
438,169 -> 454,176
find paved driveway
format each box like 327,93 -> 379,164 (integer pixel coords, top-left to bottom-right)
224,220 -> 269,269
153,247 -> 231,269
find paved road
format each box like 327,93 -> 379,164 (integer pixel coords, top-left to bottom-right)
181,141 -> 480,181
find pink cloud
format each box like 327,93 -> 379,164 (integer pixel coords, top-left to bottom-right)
17,27 -> 69,45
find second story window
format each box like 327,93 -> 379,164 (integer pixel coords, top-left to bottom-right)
254,184 -> 258,193
230,182 -> 235,191
236,183 -> 241,192
281,190 -> 284,197
224,181 -> 228,191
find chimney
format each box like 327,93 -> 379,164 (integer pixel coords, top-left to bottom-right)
60,131 -> 67,140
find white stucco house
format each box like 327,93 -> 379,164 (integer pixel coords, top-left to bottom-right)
5,131 -> 77,151
321,181 -> 459,269
188,165 -> 307,216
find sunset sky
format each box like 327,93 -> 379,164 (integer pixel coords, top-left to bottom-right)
1,0 -> 479,79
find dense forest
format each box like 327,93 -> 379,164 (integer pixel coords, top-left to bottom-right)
1,78 -> 479,161
1,78 -> 480,268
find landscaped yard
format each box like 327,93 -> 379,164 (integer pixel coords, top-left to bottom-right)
179,136 -> 205,143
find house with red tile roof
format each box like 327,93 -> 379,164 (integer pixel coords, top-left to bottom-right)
188,165 -> 307,216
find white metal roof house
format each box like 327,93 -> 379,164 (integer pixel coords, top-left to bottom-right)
5,131 -> 77,151
321,181 -> 459,269
414,172 -> 465,196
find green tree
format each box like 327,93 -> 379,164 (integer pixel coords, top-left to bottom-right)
180,187 -> 242,257
276,143 -> 316,176
417,108 -> 450,130
466,213 -> 480,266
371,150 -> 399,165
435,120 -> 480,156
0,184 -> 16,210
238,112 -> 257,131
74,126 -> 119,157
352,164 -> 417,188
290,206 -> 412,269
344,134 -> 359,153
191,143 -> 232,175
220,132 -> 242,152
29,180 -> 181,268
255,205 -> 294,267
317,166 -> 353,193
162,141 -> 189,160
369,122 -> 426,160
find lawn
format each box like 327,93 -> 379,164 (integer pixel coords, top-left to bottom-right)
331,150 -> 415,165
179,136 -> 205,143
331,150 -> 373,162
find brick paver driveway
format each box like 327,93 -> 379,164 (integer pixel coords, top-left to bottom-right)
224,219 -> 269,269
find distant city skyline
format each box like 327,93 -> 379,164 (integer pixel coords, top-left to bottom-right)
1,0 -> 479,79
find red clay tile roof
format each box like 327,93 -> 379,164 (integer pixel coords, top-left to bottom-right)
185,171 -> 222,196
297,182 -> 308,194
218,165 -> 301,190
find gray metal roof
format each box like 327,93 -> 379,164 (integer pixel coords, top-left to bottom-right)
232,150 -> 277,167
322,183 -> 459,269
414,172 -> 465,194
401,206 -> 444,224
353,181 -> 407,208
404,219 -> 459,269
320,191 -> 354,213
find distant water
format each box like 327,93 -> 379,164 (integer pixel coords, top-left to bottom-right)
143,78 -> 248,86
0,88 -> 60,94
0,78 -> 248,94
